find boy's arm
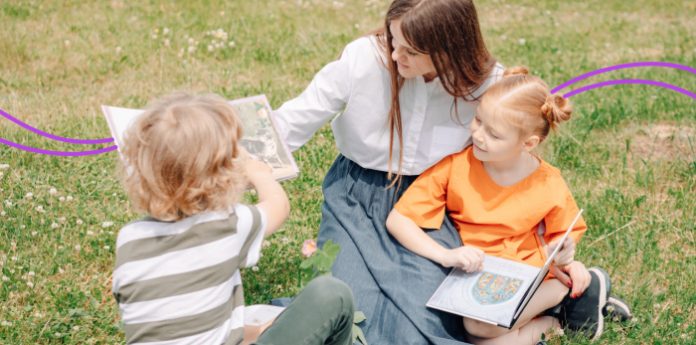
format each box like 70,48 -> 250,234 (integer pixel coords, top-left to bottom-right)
387,209 -> 483,272
245,159 -> 290,236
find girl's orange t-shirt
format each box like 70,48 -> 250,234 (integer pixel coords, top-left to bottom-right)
394,146 -> 586,268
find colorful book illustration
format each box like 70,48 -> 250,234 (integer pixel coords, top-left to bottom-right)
426,209 -> 584,329
102,95 -> 298,181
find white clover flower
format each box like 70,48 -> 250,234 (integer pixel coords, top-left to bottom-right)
27,281 -> 34,288
103,245 -> 111,250
31,231 -> 37,236
74,245 -> 81,251
36,205 -> 45,213
102,221 -> 113,228
0,172 -> 3,178
1,320 -> 11,327
64,40 -> 70,46
58,268 -> 65,274
28,271 -> 35,277
0,164 -> 9,170
115,46 -> 122,54
228,41 -> 236,48
151,34 -> 158,40
0,211 -> 5,216
49,188 -> 58,196
34,312 -> 43,318
518,38 -> 526,45
162,27 -> 170,35
59,196 -> 66,202
51,223 -> 59,229
72,326 -> 80,332
11,256 -> 17,261
1,276 -> 9,282
54,332 -> 61,337
207,45 -> 214,52
4,200 -> 12,207
251,266 -> 259,272
187,37 -> 195,45
188,46 -> 196,53
86,230 -> 94,236
66,196 -> 74,202
163,38 -> 170,47
76,219 -> 83,225
25,193 -> 33,200
58,217 -> 66,224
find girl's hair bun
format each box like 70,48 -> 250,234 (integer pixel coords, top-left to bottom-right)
503,66 -> 529,77
541,94 -> 572,128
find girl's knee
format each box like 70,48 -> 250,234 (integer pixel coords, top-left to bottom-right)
464,318 -> 499,339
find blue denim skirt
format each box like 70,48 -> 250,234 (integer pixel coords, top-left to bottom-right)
317,155 -> 470,345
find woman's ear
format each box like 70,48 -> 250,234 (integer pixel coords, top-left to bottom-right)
522,135 -> 541,152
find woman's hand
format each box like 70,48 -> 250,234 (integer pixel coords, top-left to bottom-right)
547,236 -> 575,266
439,246 -> 484,273
550,260 -> 591,298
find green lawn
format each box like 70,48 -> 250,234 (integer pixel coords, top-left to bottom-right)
1,0 -> 694,344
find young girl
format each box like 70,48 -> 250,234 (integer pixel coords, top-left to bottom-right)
273,0 -> 503,343
111,93 -> 355,345
387,67 -> 608,345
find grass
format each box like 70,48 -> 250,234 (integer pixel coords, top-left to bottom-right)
0,0 -> 694,344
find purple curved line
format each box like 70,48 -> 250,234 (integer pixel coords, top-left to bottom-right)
563,79 -> 696,99
552,61 -> 696,93
0,108 -> 114,144
0,137 -> 117,156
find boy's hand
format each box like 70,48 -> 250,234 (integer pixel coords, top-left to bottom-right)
550,260 -> 591,298
548,236 -> 575,266
440,246 -> 484,273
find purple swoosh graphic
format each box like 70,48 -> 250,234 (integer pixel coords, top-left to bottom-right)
0,137 -> 117,156
563,79 -> 696,99
552,61 -> 696,93
0,108 -> 114,144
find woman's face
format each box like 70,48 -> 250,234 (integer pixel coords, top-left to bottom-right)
389,19 -> 437,81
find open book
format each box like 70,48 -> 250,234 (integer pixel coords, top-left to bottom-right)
102,95 -> 298,181
426,209 -> 584,329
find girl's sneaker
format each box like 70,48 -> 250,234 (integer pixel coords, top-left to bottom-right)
558,267 -> 609,341
604,296 -> 633,322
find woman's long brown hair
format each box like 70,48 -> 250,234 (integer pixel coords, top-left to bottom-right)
378,0 -> 496,187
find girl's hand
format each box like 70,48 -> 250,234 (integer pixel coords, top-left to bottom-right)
439,246 -> 484,273
550,260 -> 591,298
547,236 -> 575,266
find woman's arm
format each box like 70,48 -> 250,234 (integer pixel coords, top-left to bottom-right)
273,41 -> 357,151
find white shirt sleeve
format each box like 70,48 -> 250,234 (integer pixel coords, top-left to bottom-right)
273,43 -> 354,151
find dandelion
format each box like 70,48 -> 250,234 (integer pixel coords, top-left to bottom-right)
301,239 -> 318,257
102,221 -> 113,228
25,192 -> 33,200
49,187 -> 58,196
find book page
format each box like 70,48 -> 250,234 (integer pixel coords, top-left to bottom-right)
427,255 -> 540,328
102,95 -> 298,181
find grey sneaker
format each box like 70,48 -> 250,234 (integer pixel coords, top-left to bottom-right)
603,296 -> 633,322
558,267 -> 609,341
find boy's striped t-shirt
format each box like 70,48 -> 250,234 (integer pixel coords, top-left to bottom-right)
112,204 -> 266,345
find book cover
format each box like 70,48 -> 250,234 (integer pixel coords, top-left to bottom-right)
102,94 -> 299,181
426,209 -> 584,328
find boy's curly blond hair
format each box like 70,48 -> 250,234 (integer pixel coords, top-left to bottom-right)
120,92 -> 246,221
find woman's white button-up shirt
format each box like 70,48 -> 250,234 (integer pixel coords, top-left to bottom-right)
274,36 -> 503,176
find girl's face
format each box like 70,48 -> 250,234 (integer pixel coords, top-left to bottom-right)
469,102 -> 527,163
389,19 -> 437,81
